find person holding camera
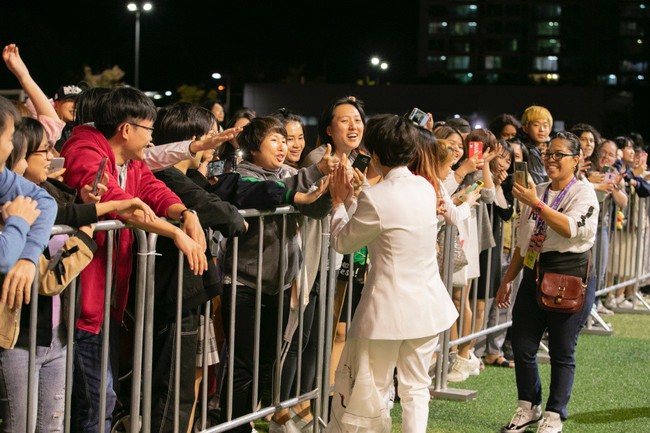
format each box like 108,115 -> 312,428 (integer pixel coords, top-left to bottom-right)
496,132 -> 599,433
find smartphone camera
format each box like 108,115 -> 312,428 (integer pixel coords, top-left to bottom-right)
408,108 -> 429,127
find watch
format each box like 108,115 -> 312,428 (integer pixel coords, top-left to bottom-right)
532,200 -> 545,216
180,209 -> 197,222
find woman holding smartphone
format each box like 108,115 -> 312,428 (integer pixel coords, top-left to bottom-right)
496,132 -> 599,433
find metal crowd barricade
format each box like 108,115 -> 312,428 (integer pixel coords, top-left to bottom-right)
593,187 -> 650,314
23,220 -> 148,433
163,206 -> 331,433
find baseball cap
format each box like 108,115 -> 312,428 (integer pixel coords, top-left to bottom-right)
53,85 -> 82,101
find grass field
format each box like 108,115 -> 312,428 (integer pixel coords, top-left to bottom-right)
254,313 -> 650,432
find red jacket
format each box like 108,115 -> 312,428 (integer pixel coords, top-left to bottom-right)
61,126 -> 182,334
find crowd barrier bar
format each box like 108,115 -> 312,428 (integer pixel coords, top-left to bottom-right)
200,207 -> 328,433
24,221 -> 147,433
17,187 -> 650,430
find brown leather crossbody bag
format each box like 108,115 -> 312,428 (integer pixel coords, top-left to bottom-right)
535,255 -> 590,314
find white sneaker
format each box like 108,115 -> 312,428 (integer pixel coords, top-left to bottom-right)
617,296 -> 634,309
501,400 -> 542,433
269,419 -> 302,433
596,303 -> 614,316
468,351 -> 481,376
536,411 -> 562,433
604,297 -> 617,310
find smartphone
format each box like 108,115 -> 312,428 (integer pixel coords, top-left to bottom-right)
600,165 -> 616,174
468,141 -> 483,159
514,161 -> 529,187
352,152 -> 371,172
49,157 -> 65,173
603,172 -> 617,183
408,108 -> 429,127
206,160 -> 225,178
91,157 -> 108,195
466,179 -> 484,194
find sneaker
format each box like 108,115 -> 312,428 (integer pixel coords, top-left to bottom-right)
269,419 -> 302,433
536,411 -> 562,433
596,303 -> 614,316
617,297 -> 634,309
468,351 -> 481,376
501,400 -> 542,433
604,296 -> 617,310
447,354 -> 476,382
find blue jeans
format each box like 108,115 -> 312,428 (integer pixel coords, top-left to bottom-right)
0,325 -> 67,433
71,329 -> 116,433
512,266 -> 595,420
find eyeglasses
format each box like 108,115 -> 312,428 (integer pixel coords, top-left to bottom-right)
543,152 -> 577,161
127,122 -> 155,132
30,146 -> 54,157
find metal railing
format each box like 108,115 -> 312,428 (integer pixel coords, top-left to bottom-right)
8,184 -> 650,431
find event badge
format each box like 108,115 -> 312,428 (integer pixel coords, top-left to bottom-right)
524,249 -> 538,269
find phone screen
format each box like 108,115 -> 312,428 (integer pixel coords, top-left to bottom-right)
514,161 -> 528,187
408,108 -> 429,127
92,157 -> 108,195
207,160 -> 225,178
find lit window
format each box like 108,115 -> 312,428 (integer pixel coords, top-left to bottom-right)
537,21 -> 560,36
533,56 -> 558,71
453,5 -> 478,18
448,56 -> 471,70
485,56 -> 502,69
428,22 -> 448,34
535,4 -> 562,18
537,38 -> 561,54
450,22 -> 478,35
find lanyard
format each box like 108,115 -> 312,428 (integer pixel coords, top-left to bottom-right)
533,177 -> 577,236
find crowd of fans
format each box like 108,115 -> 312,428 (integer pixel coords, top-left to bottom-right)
0,43 -> 649,433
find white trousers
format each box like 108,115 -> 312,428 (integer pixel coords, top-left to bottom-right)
364,335 -> 438,433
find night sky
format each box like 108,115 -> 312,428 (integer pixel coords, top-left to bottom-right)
0,1 -> 419,95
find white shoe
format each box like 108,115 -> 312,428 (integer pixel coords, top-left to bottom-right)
269,419 -> 302,433
604,297 -> 617,310
468,351 -> 481,376
617,296 -> 634,309
536,411 -> 562,433
501,400 -> 542,433
596,303 -> 614,316
447,354 -> 475,382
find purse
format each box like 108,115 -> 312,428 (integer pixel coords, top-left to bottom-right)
535,255 -> 590,314
437,225 -> 468,273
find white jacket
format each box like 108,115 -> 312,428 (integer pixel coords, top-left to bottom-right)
330,166 -> 458,340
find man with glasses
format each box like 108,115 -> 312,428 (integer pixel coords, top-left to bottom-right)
61,87 -> 209,432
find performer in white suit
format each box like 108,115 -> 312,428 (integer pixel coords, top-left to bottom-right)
328,114 -> 458,433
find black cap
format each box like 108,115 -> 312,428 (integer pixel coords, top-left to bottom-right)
53,85 -> 82,101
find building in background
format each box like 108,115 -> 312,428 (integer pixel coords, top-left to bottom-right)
418,0 -> 650,87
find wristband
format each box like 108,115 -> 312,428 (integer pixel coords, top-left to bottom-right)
532,200 -> 544,216
180,208 -> 197,222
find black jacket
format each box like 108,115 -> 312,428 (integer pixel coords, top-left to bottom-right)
153,167 -> 246,319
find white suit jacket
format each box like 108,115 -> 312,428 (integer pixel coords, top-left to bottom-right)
331,166 -> 458,340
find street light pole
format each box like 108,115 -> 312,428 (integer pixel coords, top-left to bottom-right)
128,2 -> 152,89
134,10 -> 141,88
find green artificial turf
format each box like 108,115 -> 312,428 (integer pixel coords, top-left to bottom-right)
254,313 -> 650,433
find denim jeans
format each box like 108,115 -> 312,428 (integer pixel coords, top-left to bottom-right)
511,265 -> 595,420
0,325 -> 67,433
71,328 -> 116,433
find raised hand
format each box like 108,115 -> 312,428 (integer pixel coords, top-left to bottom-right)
329,165 -> 353,206
2,44 -> 29,80
317,144 -> 340,175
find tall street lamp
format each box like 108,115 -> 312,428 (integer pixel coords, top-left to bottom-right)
127,2 -> 153,89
